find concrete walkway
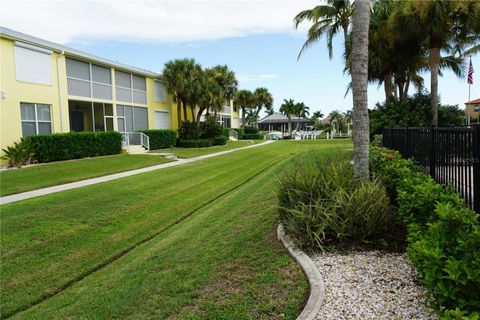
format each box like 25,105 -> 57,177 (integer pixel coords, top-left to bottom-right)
0,140 -> 274,205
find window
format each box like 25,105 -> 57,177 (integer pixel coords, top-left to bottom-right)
14,43 -> 52,85
474,104 -> 480,112
155,111 -> 169,129
115,71 -> 147,104
116,105 -> 148,132
20,103 -> 52,137
92,64 -> 111,84
154,81 -> 167,102
66,58 -> 90,80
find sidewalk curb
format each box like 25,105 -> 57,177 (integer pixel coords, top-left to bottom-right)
277,223 -> 324,320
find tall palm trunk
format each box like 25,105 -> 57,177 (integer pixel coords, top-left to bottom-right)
288,117 -> 292,134
241,107 -> 246,127
383,73 -> 393,100
429,47 -> 440,126
351,0 -> 370,181
190,106 -> 196,123
177,99 -> 182,127
182,101 -> 188,122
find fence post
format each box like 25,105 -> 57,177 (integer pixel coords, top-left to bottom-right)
429,125 -> 436,179
405,126 -> 409,158
473,124 -> 480,213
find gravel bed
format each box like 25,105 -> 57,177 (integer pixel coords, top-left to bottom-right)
312,251 -> 437,320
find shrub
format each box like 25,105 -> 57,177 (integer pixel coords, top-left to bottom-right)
176,139 -> 212,148
178,121 -> 201,140
370,146 -> 480,317
277,152 -> 396,251
211,136 -> 227,146
140,129 -> 176,149
199,119 -> 223,139
26,131 -> 122,163
232,128 -> 244,139
244,126 -> 259,134
1,138 -> 36,167
242,133 -> 264,140
221,128 -> 230,138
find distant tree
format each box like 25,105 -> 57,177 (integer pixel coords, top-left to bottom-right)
163,58 -> 201,126
253,88 -> 273,126
235,90 -> 255,128
245,109 -> 258,127
294,102 -> 310,130
266,108 -> 275,116
312,110 -> 324,119
279,99 -> 296,133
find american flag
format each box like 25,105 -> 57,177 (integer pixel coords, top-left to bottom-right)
468,58 -> 474,85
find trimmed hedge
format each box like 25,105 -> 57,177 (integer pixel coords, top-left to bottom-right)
244,126 -> 259,134
370,146 -> 480,318
232,128 -> 244,139
211,136 -> 227,146
26,131 -> 122,163
242,133 -> 264,140
176,139 -> 212,148
221,128 -> 230,138
140,129 -> 176,149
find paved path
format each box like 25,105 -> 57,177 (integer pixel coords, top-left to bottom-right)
0,141 -> 274,205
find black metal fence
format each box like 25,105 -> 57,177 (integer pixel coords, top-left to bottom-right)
383,125 -> 480,213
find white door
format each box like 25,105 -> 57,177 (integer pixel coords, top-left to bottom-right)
155,111 -> 169,129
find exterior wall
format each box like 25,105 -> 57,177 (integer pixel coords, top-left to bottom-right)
0,36 -> 180,165
466,102 -> 480,121
230,99 -> 240,128
0,37 -> 69,163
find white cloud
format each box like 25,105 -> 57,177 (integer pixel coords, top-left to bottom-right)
238,73 -> 279,82
0,0 -> 317,43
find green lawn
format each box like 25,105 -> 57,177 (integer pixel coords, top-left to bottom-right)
150,140 -> 264,158
1,140 -> 351,319
0,155 -> 172,196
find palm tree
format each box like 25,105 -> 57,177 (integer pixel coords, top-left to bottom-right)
191,69 -> 224,123
279,99 -> 296,133
312,110 -> 324,119
253,88 -> 273,127
162,58 -> 201,126
245,109 -> 258,127
294,0 -> 353,60
266,108 -> 275,116
328,110 -> 342,133
235,90 -> 255,128
294,102 -> 310,130
391,1 -> 480,125
351,0 -> 370,181
343,109 -> 353,133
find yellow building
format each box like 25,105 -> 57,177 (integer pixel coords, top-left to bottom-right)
465,98 -> 480,123
0,27 -> 239,160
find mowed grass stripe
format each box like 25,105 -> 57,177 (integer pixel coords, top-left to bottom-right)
11,145 -> 319,320
6,156 -> 285,319
1,141 -> 345,318
0,154 -> 172,196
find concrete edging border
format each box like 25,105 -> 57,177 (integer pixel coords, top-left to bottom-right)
277,223 -> 325,320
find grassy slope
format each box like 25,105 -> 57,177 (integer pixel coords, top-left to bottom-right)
0,155 -> 172,196
1,140 -> 351,319
150,140 -> 263,158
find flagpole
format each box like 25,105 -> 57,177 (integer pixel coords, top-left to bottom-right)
468,83 -> 471,125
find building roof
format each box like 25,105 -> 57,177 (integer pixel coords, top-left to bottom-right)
0,27 -> 160,78
466,98 -> 480,104
258,113 -> 311,124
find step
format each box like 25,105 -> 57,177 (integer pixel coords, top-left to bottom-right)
127,145 -> 148,154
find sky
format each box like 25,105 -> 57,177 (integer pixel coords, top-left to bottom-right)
1,0 -> 479,117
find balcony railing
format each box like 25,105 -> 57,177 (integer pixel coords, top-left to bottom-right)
67,77 -> 112,100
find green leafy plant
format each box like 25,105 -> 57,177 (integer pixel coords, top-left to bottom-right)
176,139 -> 212,148
370,146 -> 480,317
277,152 -> 396,251
211,136 -> 227,146
140,129 -> 176,149
199,118 -> 223,139
232,128 -> 244,140
242,133 -> 264,140
244,126 -> 259,134
178,121 -> 201,140
25,131 -> 122,163
1,138 -> 36,168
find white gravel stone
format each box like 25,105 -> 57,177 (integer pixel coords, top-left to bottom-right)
312,250 -> 437,320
